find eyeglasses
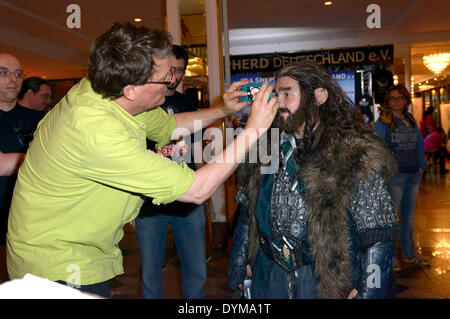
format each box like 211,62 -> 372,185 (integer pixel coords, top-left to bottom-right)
389,96 -> 406,101
172,67 -> 185,74
0,68 -> 24,79
145,68 -> 174,86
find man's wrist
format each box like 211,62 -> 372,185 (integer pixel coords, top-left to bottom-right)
218,103 -> 230,118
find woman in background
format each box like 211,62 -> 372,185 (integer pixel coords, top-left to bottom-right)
374,84 -> 429,271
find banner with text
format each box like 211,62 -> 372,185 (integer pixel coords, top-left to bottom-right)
230,45 -> 393,74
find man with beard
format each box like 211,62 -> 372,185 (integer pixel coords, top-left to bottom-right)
135,45 -> 208,298
228,61 -> 399,299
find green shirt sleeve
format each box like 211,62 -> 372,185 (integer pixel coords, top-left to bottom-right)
81,110 -> 195,205
140,107 -> 178,152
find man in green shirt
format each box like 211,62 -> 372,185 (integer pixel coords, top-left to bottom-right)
6,23 -> 278,298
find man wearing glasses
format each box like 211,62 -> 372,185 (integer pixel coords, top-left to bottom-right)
6,23 -> 278,298
0,54 -> 46,282
135,45 -> 208,299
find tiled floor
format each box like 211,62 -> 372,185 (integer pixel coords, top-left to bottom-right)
109,163 -> 450,299
1,163 -> 449,299
109,223 -> 235,299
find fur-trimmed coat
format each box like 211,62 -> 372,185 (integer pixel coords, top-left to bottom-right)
231,126 -> 398,299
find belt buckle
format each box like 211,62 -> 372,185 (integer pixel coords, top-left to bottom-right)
271,235 -> 302,272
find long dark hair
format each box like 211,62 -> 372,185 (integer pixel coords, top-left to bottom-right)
237,61 -> 373,184
276,61 -> 372,156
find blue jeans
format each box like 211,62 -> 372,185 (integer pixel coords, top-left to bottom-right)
387,172 -> 422,258
135,204 -> 206,299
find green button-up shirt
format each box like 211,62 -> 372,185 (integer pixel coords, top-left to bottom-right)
7,78 -> 195,284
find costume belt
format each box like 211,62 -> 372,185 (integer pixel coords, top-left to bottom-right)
260,233 -> 312,273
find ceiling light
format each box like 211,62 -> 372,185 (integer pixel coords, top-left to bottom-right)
324,1 -> 333,5
423,53 -> 450,75
134,18 -> 142,22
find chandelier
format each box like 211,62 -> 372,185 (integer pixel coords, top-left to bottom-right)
423,53 -> 450,75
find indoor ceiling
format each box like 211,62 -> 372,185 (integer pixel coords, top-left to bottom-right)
0,0 -> 449,83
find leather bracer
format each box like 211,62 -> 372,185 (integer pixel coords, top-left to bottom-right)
355,241 -> 396,299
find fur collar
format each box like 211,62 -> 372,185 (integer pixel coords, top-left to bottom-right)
301,129 -> 396,298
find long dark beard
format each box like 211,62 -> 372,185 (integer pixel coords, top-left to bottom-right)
277,107 -> 306,134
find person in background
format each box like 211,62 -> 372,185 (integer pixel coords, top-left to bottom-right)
135,45 -> 207,299
18,77 -> 52,112
6,23 -> 278,298
229,61 -> 399,299
232,116 -> 242,129
424,127 -> 449,174
374,84 -> 429,271
0,53 -> 45,282
419,106 -> 436,138
0,54 -> 46,244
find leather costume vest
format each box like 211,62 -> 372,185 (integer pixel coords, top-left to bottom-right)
260,133 -> 311,272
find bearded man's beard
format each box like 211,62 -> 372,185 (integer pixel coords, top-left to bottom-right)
276,106 -> 306,134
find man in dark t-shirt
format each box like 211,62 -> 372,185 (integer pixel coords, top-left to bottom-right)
135,45 -> 208,298
0,54 -> 46,246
